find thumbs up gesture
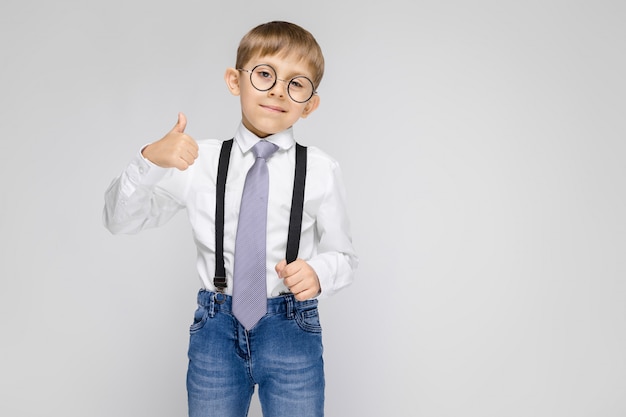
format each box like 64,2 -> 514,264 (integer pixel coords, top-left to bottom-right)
142,113 -> 199,170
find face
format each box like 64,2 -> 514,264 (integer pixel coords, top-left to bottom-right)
225,53 -> 320,138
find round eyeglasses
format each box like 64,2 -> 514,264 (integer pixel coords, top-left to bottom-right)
237,64 -> 316,103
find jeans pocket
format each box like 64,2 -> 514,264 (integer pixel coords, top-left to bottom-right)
294,302 -> 322,334
189,305 -> 209,334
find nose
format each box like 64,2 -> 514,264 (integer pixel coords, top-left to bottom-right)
268,79 -> 287,98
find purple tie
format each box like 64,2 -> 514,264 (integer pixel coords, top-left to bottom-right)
232,140 -> 279,330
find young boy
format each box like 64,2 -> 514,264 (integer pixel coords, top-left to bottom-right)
103,21 -> 357,417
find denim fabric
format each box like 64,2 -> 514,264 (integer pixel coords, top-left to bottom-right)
187,290 -> 325,417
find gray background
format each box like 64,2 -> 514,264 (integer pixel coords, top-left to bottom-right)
1,0 -> 625,416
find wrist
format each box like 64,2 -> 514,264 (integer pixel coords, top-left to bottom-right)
141,143 -> 153,159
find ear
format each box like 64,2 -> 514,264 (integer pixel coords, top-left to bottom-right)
224,68 -> 241,96
300,94 -> 320,119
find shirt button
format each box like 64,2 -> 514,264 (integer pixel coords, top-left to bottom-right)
139,166 -> 145,174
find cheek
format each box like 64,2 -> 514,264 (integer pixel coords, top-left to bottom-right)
239,93 -> 258,115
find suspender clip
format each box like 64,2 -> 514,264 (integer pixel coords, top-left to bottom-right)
213,276 -> 227,293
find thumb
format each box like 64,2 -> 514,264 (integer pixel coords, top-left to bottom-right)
275,260 -> 287,277
172,112 -> 187,133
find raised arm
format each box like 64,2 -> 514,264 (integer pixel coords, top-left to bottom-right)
103,113 -> 198,234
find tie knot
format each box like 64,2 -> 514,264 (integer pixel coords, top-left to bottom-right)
252,140 -> 279,161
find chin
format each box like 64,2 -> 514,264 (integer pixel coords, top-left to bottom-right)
244,116 -> 290,138
253,125 -> 283,138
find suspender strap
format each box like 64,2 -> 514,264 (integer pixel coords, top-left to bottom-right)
213,139 -> 307,291
213,138 -> 233,292
286,143 -> 307,264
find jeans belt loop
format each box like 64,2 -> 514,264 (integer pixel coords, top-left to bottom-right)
209,293 -> 216,318
285,294 -> 295,319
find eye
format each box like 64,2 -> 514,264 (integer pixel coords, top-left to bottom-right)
289,79 -> 304,89
252,66 -> 275,84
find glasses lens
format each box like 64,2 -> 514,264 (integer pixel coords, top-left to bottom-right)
288,76 -> 315,103
250,65 -> 276,91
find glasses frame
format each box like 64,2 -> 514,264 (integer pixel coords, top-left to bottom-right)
237,64 -> 316,103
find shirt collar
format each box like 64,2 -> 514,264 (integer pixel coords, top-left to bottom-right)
235,123 -> 295,154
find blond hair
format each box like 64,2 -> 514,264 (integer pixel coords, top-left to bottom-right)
236,21 -> 325,89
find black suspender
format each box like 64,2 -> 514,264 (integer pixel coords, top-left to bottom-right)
213,139 -> 233,291
213,139 -> 307,292
286,143 -> 307,264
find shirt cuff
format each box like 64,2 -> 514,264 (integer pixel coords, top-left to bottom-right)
133,145 -> 169,186
306,257 -> 333,299
119,146 -> 170,198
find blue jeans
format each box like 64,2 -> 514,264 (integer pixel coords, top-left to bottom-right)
187,290 -> 325,417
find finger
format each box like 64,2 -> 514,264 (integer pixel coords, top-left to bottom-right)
179,133 -> 198,154
179,155 -> 192,167
187,140 -> 199,157
175,156 -> 192,171
182,144 -> 199,161
181,151 -> 197,166
186,149 -> 198,162
282,275 -> 296,290
289,279 -> 305,294
172,112 -> 187,133
290,279 -> 317,299
293,288 -> 314,301
281,258 -> 302,276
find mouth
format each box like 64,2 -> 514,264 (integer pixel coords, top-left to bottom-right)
260,104 -> 286,113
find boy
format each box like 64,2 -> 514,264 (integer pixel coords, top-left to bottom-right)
103,21 -> 357,417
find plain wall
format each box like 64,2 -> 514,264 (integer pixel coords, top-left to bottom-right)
1,0 -> 625,416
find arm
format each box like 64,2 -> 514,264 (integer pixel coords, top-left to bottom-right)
277,161 -> 358,300
103,113 -> 199,234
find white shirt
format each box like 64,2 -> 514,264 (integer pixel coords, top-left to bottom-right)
103,123 -> 358,298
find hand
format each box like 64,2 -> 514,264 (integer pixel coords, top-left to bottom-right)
275,258 -> 321,301
142,112 -> 199,170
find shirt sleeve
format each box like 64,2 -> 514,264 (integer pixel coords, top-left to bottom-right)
306,162 -> 359,299
102,149 -> 185,235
